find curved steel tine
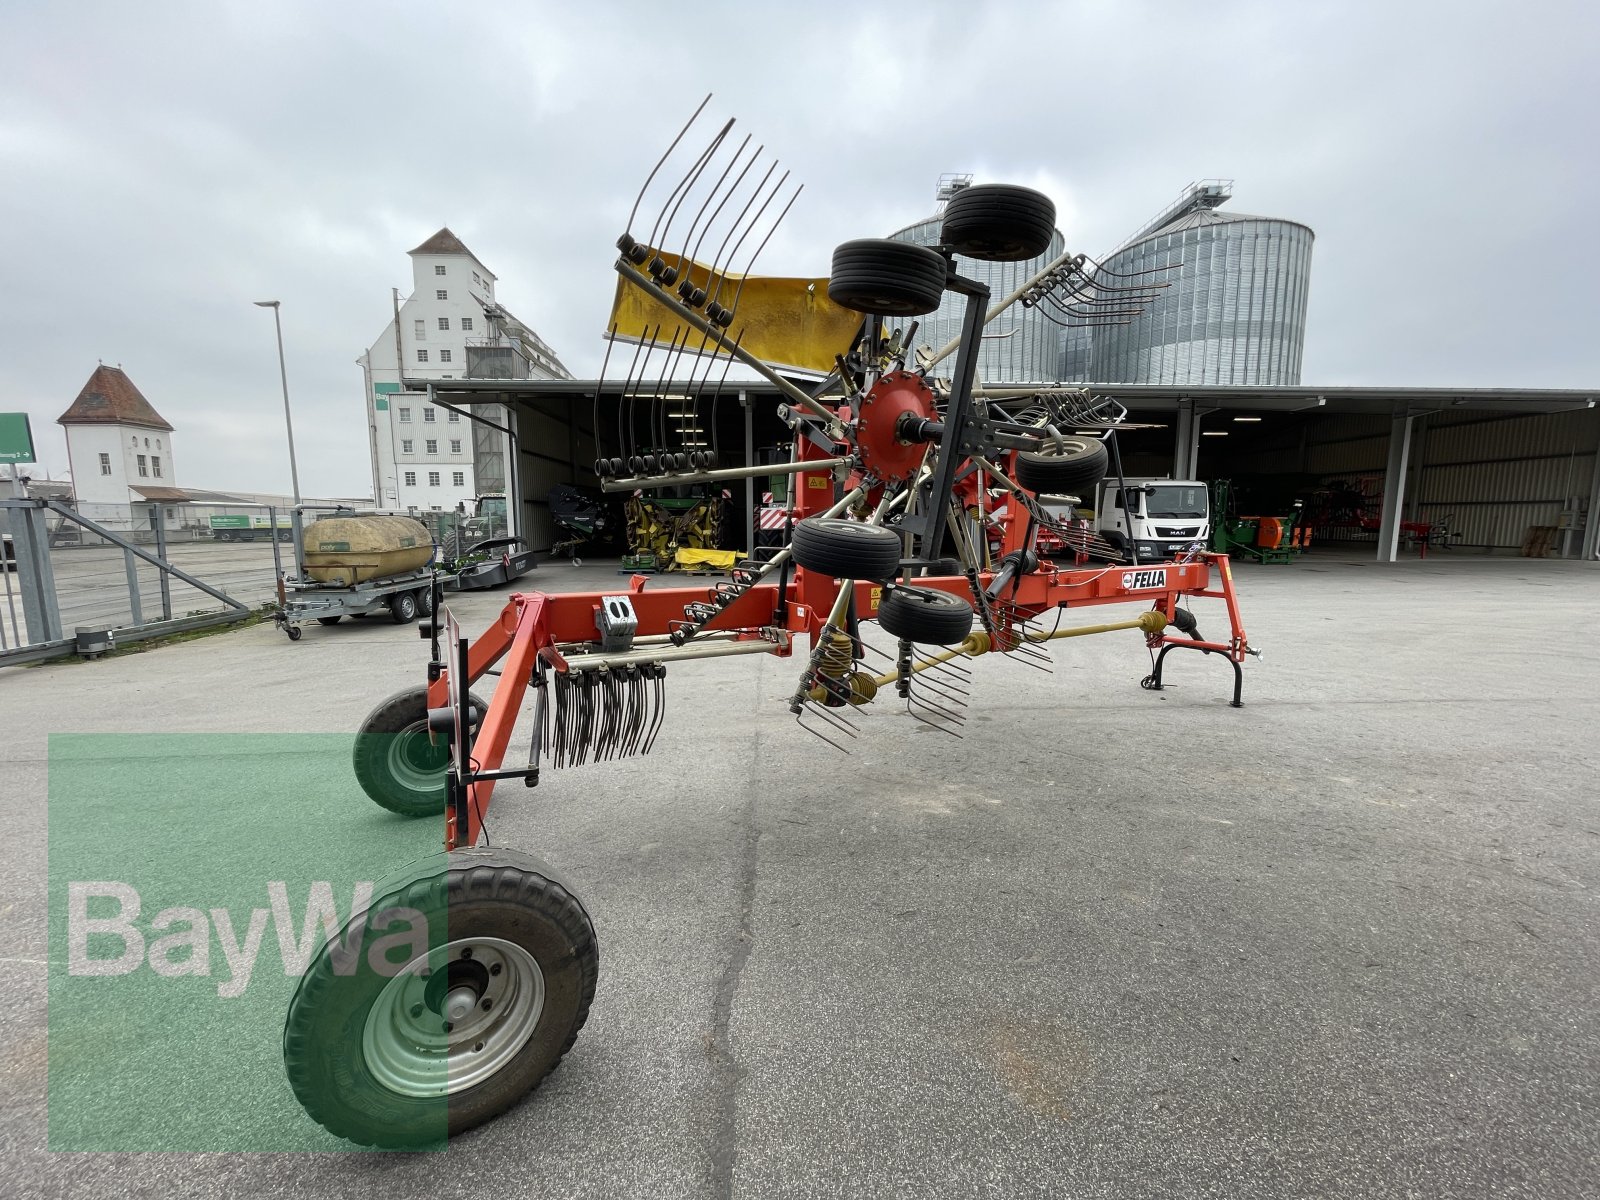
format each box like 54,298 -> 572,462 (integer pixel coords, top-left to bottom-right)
704,328 -> 746,461
725,181 -> 802,309
618,322 -> 658,460
592,671 -> 609,761
643,118 -> 735,267
652,325 -> 691,455
700,179 -> 803,443
677,132 -> 752,276
610,670 -> 627,759
631,666 -> 650,757
704,160 -> 778,308
689,142 -> 763,276
625,667 -> 645,756
628,324 -> 665,458
670,140 -> 764,447
567,674 -> 583,767
594,322 -> 619,462
642,665 -> 667,755
624,93 -> 712,238
581,674 -> 599,766
1080,253 -> 1182,280
668,326 -> 699,454
552,673 -> 568,768
714,170 -> 791,315
600,670 -> 619,760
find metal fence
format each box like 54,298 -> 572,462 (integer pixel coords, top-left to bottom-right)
0,498 -> 263,667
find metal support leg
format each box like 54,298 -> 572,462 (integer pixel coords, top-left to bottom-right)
1142,641 -> 1244,707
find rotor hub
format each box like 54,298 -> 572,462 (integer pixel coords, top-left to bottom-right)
854,370 -> 935,482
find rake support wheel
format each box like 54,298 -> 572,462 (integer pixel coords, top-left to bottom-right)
283,847 -> 599,1149
353,686 -> 488,817
939,184 -> 1057,262
828,239 -> 947,317
877,585 -> 975,645
1013,438 -> 1110,496
790,518 -> 902,583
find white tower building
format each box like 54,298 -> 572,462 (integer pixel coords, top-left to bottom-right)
358,228 -> 570,520
57,364 -> 180,530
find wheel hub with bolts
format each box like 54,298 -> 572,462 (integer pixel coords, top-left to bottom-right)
361,936 -> 545,1098
385,722 -> 445,795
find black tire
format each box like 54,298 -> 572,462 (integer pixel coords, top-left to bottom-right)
286,625 -> 303,641
283,846 -> 599,1149
877,585 -> 975,645
353,686 -> 488,817
827,239 -> 947,317
389,590 -> 418,624
317,615 -> 344,627
1013,437 -> 1109,495
789,518 -> 902,583
939,184 -> 1056,262
919,557 -> 964,577
416,585 -> 436,617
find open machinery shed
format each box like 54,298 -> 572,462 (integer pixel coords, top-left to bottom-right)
408,376 -> 1600,564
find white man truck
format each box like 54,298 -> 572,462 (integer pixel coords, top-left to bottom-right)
1040,477 -> 1211,562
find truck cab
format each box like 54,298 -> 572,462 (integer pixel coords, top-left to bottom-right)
1094,478 -> 1210,561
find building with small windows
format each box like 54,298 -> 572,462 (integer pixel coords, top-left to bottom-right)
358,228 -> 571,520
56,364 -> 185,532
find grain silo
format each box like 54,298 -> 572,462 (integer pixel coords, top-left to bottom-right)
1085,181 -> 1313,385
889,175 -> 1066,384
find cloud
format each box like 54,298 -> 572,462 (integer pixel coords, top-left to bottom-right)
2,0 -> 1595,493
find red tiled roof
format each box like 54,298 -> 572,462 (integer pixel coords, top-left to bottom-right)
409,227 -> 475,257
57,365 -> 174,431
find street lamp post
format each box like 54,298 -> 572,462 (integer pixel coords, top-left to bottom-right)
253,300 -> 302,506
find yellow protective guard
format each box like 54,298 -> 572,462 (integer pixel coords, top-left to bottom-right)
673,547 -> 741,570
607,248 -> 861,375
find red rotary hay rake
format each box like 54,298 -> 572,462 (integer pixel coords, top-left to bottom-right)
282,101 -> 1259,1148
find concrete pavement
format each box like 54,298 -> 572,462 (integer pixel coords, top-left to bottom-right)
3,553 -> 1598,1197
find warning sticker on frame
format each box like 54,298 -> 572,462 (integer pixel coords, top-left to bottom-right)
1121,568 -> 1169,590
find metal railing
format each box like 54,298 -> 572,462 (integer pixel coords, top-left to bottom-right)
0,498 -> 263,667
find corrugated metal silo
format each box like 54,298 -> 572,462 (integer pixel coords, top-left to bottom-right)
1087,182 -> 1313,385
889,177 -> 1066,384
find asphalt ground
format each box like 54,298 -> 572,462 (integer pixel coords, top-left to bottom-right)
3,552 -> 1599,1197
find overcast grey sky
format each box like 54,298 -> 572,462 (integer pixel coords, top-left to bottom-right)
3,1 -> 1595,496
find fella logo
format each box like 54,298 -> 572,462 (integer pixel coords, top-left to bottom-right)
1121,569 -> 1169,590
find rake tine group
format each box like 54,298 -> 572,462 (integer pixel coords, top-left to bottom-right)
543,664 -> 669,769
599,101 -> 810,485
